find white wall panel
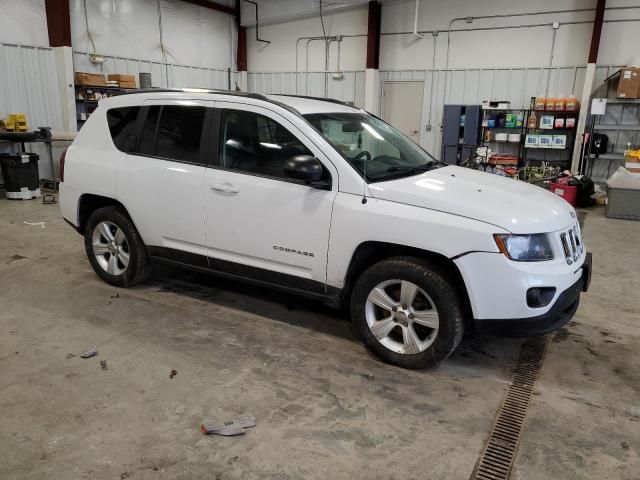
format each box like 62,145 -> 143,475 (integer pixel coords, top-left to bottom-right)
245,1 -> 640,76
73,51 -> 234,89
0,44 -> 63,130
0,0 -> 48,46
70,0 -> 233,70
0,43 -> 65,179
247,71 -> 365,107
246,7 -> 367,73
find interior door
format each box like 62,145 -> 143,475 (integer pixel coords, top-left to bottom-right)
202,102 -> 337,291
382,81 -> 425,144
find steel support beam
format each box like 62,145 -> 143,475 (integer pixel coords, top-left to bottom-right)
178,0 -> 236,16
588,0 -> 606,63
366,1 -> 381,69
44,0 -> 71,47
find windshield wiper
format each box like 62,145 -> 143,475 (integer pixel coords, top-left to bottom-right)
385,164 -> 437,173
366,163 -> 439,179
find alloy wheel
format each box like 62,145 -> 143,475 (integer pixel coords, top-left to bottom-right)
91,221 -> 130,275
365,279 -> 439,354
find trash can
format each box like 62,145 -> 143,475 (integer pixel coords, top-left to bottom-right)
0,153 -> 41,200
605,166 -> 640,220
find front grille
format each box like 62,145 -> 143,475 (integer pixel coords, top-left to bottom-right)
559,223 -> 583,264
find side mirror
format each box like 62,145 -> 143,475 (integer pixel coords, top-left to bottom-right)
284,155 -> 323,182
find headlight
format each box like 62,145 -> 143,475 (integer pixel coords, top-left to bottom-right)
494,234 -> 554,261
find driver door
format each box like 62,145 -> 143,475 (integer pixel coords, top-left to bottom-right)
202,102 -> 337,292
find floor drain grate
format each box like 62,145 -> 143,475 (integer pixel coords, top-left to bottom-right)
470,334 -> 550,480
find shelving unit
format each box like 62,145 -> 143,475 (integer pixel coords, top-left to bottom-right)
523,110 -> 579,166
75,84 -> 126,130
481,108 -> 526,166
480,108 -> 579,168
583,76 -> 640,183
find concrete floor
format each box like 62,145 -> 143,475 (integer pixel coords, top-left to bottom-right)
0,196 -> 638,480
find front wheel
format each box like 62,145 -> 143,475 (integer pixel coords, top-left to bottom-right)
350,257 -> 465,369
84,206 -> 150,287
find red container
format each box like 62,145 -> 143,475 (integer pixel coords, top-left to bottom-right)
550,183 -> 577,206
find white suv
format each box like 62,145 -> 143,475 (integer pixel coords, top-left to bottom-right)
60,90 -> 591,369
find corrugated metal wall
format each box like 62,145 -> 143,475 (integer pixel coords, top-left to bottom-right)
0,43 -> 66,180
380,65 -> 623,156
247,71 -> 366,107
73,51 -> 237,90
0,43 -> 64,130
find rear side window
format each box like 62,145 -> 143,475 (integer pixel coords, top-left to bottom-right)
138,106 -> 206,164
107,107 -> 140,152
138,106 -> 160,156
156,106 -> 206,163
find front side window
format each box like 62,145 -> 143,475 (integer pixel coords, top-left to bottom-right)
304,112 -> 441,182
107,107 -> 140,152
137,105 -> 206,164
219,109 -> 312,179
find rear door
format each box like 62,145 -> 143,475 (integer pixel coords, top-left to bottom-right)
114,100 -> 211,261
202,102 -> 337,291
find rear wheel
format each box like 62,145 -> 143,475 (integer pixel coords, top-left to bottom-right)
350,257 -> 465,369
84,206 -> 150,287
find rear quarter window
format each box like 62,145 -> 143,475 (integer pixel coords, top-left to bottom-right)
106,107 -> 140,152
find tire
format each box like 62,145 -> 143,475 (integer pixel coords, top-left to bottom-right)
350,256 -> 465,369
84,206 -> 150,287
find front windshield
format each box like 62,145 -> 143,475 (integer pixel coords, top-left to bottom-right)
304,112 -> 441,182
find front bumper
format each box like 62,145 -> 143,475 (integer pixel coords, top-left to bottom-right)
473,252 -> 592,336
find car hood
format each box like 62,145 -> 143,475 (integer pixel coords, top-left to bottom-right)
368,166 -> 576,233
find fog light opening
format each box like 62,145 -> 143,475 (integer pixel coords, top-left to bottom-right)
526,287 -> 556,308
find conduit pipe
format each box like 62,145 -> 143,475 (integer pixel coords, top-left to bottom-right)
444,5 -> 640,68
425,31 -> 438,131
295,34 -> 366,95
413,0 -> 424,38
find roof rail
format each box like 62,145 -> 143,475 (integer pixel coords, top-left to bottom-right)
269,94 -> 353,107
114,88 -> 269,101
111,88 -> 319,117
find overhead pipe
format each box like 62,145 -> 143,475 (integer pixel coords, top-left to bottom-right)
442,5 -> 639,68
425,31 -> 438,132
242,0 -> 270,44
294,34 -> 366,94
413,0 -> 424,38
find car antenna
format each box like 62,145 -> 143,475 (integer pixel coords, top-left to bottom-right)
362,152 -> 368,204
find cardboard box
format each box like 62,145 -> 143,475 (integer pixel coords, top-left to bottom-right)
626,161 -> 640,176
616,68 -> 640,99
118,81 -> 137,89
108,74 -> 136,83
74,72 -> 106,86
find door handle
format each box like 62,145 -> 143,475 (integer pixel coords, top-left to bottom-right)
209,183 -> 239,194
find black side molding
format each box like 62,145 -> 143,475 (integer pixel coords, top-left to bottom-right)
64,218 -> 81,234
147,246 -> 343,307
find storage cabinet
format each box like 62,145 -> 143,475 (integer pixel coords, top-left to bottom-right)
441,105 -> 482,165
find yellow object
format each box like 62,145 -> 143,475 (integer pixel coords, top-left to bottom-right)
626,149 -> 640,160
545,96 -> 555,111
5,113 -> 28,132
